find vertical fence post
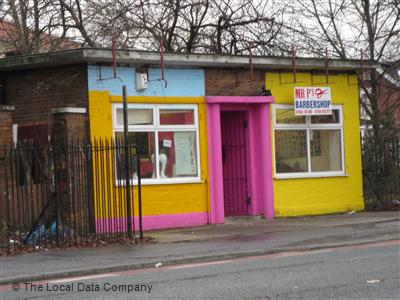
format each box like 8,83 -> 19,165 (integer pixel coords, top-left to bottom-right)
52,144 -> 60,246
122,85 -> 133,238
136,137 -> 143,239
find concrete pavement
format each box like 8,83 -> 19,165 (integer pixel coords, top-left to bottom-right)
1,211 -> 399,285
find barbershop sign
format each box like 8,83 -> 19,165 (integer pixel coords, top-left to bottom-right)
294,87 -> 332,115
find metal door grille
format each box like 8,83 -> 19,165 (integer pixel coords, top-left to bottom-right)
221,112 -> 249,216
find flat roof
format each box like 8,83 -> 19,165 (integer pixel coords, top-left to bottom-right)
0,48 -> 379,72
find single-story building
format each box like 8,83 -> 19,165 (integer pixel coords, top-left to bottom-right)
0,49 -> 376,231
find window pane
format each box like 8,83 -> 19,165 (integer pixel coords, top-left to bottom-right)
310,130 -> 342,172
311,110 -> 340,124
157,131 -> 198,178
160,109 -> 195,125
116,108 -> 153,126
275,130 -> 308,173
276,109 -> 306,124
115,132 -> 155,179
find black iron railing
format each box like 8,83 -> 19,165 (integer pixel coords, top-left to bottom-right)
362,131 -> 400,209
0,138 -> 142,254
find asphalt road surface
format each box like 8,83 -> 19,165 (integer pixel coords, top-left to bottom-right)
1,240 -> 399,299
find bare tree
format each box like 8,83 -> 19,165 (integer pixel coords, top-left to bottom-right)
289,0 -> 399,209
0,0 -> 290,56
204,0 -> 286,55
57,0 -> 95,47
291,0 -> 399,60
291,0 -> 400,133
84,0 -> 288,55
0,0 -> 91,54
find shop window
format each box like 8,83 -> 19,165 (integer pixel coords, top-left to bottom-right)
273,104 -> 345,178
115,108 -> 153,126
159,109 -> 195,125
113,104 -> 200,184
114,132 -> 155,180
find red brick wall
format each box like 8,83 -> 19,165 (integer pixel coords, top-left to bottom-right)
0,107 -> 14,221
378,77 -> 400,125
3,64 -> 88,125
205,68 -> 266,96
52,112 -> 88,143
0,106 -> 13,146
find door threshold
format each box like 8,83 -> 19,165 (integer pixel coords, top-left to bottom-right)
224,215 -> 265,224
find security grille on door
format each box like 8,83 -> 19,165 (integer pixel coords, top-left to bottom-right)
221,112 -> 249,216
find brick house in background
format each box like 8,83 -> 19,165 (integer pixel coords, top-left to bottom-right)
377,64 -> 400,125
0,48 -> 378,232
0,20 -> 79,57
360,63 -> 400,132
0,21 -> 15,54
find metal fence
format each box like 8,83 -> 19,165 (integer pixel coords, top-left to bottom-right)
0,138 -> 142,254
362,131 -> 400,209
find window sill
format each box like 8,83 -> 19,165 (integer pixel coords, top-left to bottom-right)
274,172 -> 347,180
115,178 -> 204,186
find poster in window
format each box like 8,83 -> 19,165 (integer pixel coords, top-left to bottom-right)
174,132 -> 196,176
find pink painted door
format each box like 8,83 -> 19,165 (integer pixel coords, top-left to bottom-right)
221,112 -> 249,216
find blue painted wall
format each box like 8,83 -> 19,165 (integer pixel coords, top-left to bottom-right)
88,65 -> 205,96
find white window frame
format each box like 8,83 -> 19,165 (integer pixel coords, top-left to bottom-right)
272,104 -> 345,179
113,103 -> 201,185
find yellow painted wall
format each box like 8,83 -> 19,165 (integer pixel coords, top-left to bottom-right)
266,72 -> 364,216
88,91 -> 209,218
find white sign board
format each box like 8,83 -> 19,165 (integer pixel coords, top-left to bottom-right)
174,132 -> 197,176
163,139 -> 172,148
294,87 -> 332,115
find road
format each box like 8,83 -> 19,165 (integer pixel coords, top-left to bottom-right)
1,240 -> 399,299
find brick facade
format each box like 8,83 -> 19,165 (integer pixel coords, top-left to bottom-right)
205,68 -> 266,96
2,64 -> 88,126
0,106 -> 14,221
378,77 -> 400,124
0,105 -> 14,146
52,111 -> 88,143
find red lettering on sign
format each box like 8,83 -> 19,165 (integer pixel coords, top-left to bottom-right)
295,89 -> 304,98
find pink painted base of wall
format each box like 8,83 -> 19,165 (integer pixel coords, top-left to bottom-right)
95,212 -> 208,233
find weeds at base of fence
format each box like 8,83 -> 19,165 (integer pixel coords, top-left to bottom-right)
1,237 -> 155,257
363,196 -> 400,211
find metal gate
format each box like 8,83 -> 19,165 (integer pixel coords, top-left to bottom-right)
221,111 -> 249,216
